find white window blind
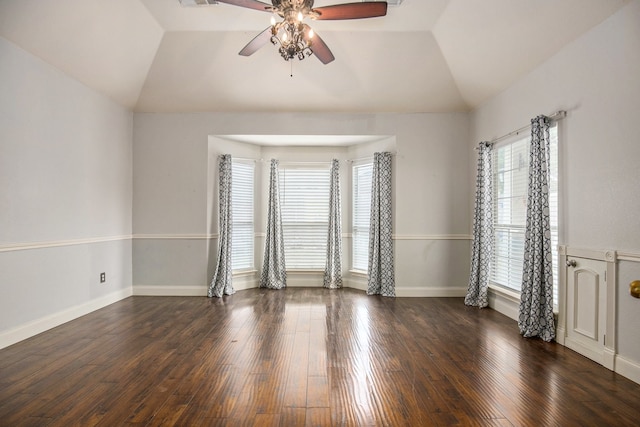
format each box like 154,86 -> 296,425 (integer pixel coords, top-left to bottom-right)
231,161 -> 254,271
279,166 -> 330,270
491,125 -> 559,307
352,162 -> 373,272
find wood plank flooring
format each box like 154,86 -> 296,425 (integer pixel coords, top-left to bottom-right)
1,288 -> 639,426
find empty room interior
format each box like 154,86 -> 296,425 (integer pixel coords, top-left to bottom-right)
1,0 -> 640,425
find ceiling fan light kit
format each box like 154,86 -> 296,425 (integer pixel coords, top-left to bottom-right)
187,0 -> 389,64
269,14 -> 315,61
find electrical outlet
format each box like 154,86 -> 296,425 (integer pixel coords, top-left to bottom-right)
100,272 -> 106,283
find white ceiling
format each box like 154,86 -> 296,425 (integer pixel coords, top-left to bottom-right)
0,0 -> 630,113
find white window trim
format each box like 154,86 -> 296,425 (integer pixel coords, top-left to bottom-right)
352,160 -> 373,273
231,159 -> 255,272
349,269 -> 368,277
232,269 -> 257,277
279,163 -> 332,271
489,123 -> 560,311
488,283 -> 521,301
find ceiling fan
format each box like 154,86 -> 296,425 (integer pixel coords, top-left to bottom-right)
214,0 -> 388,64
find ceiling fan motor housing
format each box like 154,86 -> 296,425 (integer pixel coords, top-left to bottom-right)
272,0 -> 316,20
272,0 -> 315,10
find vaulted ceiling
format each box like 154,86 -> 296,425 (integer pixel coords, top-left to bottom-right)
0,0 -> 629,113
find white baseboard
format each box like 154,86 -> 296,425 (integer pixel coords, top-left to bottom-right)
342,279 -> 466,297
488,289 -> 520,321
395,287 -> 466,297
0,287 -> 132,350
133,278 -> 258,296
615,355 -> 640,385
133,285 -> 207,296
565,337 -> 605,367
232,277 -> 258,292
285,276 -> 324,288
603,347 -> 616,371
345,280 -> 367,292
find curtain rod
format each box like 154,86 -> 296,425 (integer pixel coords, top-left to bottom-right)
220,152 -> 398,163
347,151 -> 398,163
217,155 -> 262,162
278,161 -> 332,166
217,156 -> 332,164
484,111 -> 567,147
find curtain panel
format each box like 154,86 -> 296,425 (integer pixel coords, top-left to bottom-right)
367,152 -> 395,297
465,142 -> 493,308
208,154 -> 235,298
324,159 -> 343,289
518,116 -> 556,342
260,159 -> 287,290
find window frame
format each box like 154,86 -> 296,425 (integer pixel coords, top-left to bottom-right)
351,160 -> 373,273
489,124 -> 559,309
278,163 -> 332,271
231,159 -> 255,273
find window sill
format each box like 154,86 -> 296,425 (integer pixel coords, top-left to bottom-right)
488,284 -> 521,302
488,283 -> 559,315
286,269 -> 324,274
349,269 -> 368,278
233,269 -> 257,277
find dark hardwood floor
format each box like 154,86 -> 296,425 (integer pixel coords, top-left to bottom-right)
1,288 -> 639,426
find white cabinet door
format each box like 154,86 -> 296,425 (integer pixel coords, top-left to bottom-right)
565,256 -> 607,365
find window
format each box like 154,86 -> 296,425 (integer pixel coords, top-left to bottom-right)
491,125 -> 559,306
231,160 -> 254,271
352,162 -> 373,272
279,166 -> 330,269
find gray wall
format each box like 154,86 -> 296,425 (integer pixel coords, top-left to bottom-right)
0,37 -> 133,347
2,1 -> 637,385
132,112 -> 471,296
470,2 -> 640,378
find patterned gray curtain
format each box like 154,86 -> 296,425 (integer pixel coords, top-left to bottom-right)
367,152 -> 395,297
208,154 -> 235,298
465,142 -> 493,308
260,159 -> 287,290
324,159 -> 343,289
518,116 -> 556,342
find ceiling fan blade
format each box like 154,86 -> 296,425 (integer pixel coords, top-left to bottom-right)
239,27 -> 273,56
215,0 -> 271,13
312,2 -> 387,20
304,26 -> 335,64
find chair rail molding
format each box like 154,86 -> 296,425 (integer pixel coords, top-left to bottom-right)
0,235 -> 131,253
